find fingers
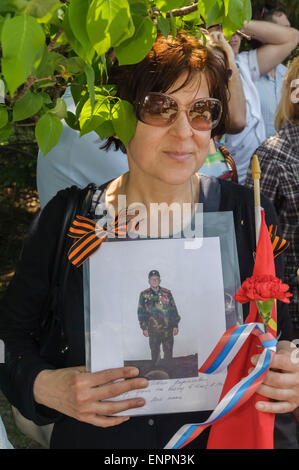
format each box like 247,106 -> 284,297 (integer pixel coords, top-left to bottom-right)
68,366 -> 149,425
255,400 -> 294,414
251,348 -> 298,374
249,345 -> 299,414
87,366 -> 141,387
89,376 -> 148,402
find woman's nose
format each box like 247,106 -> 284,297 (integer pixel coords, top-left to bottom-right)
168,110 -> 194,138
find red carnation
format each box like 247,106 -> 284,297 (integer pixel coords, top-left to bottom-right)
235,274 -> 292,304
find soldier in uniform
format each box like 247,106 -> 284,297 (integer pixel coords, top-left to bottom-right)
137,270 -> 180,367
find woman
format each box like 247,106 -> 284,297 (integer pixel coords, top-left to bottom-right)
0,33 -> 298,449
246,56 -> 299,336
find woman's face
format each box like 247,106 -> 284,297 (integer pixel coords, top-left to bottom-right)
126,72 -> 212,186
229,33 -> 241,56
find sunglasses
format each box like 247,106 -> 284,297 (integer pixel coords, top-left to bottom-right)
137,93 -> 222,131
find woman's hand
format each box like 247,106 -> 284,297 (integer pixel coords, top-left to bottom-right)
250,340 -> 299,414
33,366 -> 148,427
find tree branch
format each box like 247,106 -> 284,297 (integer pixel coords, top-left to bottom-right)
166,1 -> 198,18
48,29 -> 64,52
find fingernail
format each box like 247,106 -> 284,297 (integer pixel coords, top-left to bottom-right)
139,378 -> 148,387
136,398 -> 145,406
129,367 -> 139,376
256,402 -> 265,410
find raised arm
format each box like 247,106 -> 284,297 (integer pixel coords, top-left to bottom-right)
242,20 -> 299,77
209,31 -> 246,134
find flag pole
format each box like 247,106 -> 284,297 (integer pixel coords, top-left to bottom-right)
252,154 -> 262,246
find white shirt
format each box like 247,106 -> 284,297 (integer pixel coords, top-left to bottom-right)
255,64 -> 286,139
0,417 -> 13,449
37,89 -> 128,208
224,50 -> 266,184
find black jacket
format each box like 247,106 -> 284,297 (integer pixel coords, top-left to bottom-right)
0,178 -> 292,448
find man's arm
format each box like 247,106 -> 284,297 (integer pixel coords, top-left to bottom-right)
210,31 -> 246,134
137,293 -> 148,332
242,20 -> 299,77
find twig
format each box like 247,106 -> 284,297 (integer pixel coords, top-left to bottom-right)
48,29 -> 64,52
166,1 -> 198,18
14,123 -> 36,127
9,75 -> 35,104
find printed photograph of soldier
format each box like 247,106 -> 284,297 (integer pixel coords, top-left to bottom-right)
137,270 -> 181,370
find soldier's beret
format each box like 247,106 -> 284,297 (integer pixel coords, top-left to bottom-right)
148,270 -> 160,278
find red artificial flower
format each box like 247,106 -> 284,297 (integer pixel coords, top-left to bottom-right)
235,274 -> 292,304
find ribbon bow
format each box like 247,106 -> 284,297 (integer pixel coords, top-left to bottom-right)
164,322 -> 277,449
67,210 -> 134,267
269,224 -> 289,259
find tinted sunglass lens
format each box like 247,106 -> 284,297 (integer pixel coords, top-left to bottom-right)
138,94 -> 177,126
189,99 -> 221,130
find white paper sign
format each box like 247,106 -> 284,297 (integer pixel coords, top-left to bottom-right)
87,237 -> 227,415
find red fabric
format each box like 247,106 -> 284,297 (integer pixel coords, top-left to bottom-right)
207,210 -> 276,449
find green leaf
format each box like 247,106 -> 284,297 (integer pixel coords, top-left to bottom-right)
86,0 -> 133,55
157,15 -> 170,39
244,0 -> 252,22
86,0 -> 110,55
114,16 -> 157,65
95,120 -> 115,139
12,90 -> 43,122
34,45 -> 55,79
206,1 -> 223,27
1,15 -> 45,96
256,299 -> 274,316
130,2 -> 147,16
27,0 -> 61,18
35,3 -> 63,24
79,95 -> 111,136
155,0 -> 186,14
111,99 -> 137,146
0,122 -> 12,142
49,97 -> 67,119
228,0 -> 244,26
65,111 -> 80,131
169,12 -> 176,37
223,0 -> 230,16
40,92 -> 52,104
35,113 -> 63,155
84,64 -> 96,111
68,0 -> 95,64
0,106 -> 8,129
63,8 -> 94,64
222,14 -> 239,40
65,57 -> 86,74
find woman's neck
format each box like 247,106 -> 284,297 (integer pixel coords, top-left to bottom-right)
105,172 -> 200,238
106,172 -> 200,211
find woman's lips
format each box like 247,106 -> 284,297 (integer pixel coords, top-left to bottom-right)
163,151 -> 192,161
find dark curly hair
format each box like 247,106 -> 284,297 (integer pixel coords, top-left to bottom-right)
103,32 -> 230,154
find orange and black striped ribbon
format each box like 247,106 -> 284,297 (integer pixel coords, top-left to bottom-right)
269,224 -> 289,259
67,210 -> 134,267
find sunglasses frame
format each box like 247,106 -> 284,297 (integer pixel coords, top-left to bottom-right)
136,92 -> 223,131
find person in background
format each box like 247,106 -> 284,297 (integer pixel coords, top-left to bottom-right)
245,56 -> 299,337
37,87 -> 128,208
224,19 -> 299,184
0,416 -> 13,449
200,27 -> 246,182
255,6 -> 293,139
